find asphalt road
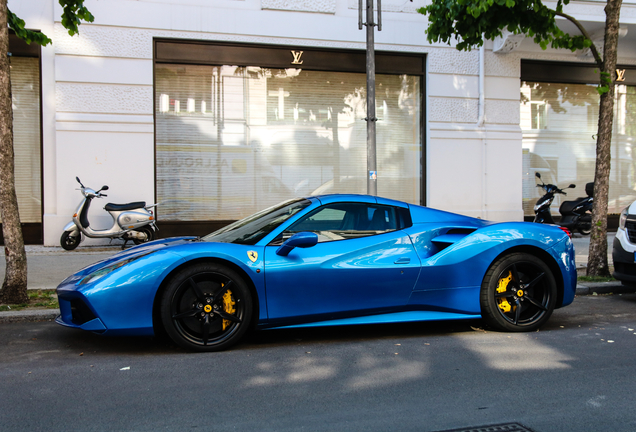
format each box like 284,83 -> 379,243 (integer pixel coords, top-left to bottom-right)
2,294 -> 636,432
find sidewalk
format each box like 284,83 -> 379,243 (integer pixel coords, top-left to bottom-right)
0,233 -> 631,323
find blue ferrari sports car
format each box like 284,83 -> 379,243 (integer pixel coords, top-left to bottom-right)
56,194 -> 577,352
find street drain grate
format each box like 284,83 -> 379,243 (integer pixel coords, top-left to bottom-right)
433,423 -> 535,432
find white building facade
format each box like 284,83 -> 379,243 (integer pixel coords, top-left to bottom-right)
7,0 -> 636,245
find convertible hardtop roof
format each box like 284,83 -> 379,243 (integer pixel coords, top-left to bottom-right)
309,194 -> 488,226
310,193 -> 408,208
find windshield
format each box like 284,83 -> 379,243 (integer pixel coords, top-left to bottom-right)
202,198 -> 312,245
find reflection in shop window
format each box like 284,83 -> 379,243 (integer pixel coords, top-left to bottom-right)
521,81 -> 636,217
8,57 -> 41,224
530,101 -> 547,129
155,64 -> 421,222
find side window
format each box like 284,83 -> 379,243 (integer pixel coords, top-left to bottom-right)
272,203 -> 399,244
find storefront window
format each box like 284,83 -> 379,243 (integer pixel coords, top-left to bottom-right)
9,57 -> 41,224
155,64 -> 421,221
521,81 -> 636,216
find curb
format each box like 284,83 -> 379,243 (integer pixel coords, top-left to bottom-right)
0,309 -> 59,324
575,281 -> 636,296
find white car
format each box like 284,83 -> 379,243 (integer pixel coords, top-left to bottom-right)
613,202 -> 636,285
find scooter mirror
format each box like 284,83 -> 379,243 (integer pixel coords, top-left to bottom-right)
535,172 -> 541,179
76,177 -> 81,183
568,184 -> 576,188
101,185 -> 109,191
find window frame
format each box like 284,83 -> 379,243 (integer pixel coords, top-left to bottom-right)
268,202 -> 408,246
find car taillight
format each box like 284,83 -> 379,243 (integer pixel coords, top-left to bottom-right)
559,227 -> 572,238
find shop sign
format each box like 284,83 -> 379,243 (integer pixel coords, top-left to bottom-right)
616,69 -> 626,82
291,50 -> 304,65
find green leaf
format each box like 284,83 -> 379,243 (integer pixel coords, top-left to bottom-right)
59,0 -> 95,36
8,9 -> 52,46
8,1 -> 94,46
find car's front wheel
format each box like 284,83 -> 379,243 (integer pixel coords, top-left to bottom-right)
480,253 -> 557,332
160,263 -> 252,352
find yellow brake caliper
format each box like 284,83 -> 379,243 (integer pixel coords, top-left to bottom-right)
496,271 -> 512,313
222,288 -> 236,331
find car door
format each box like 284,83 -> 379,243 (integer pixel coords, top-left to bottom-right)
264,202 -> 421,322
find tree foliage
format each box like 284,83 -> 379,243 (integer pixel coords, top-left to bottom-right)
418,0 -> 618,94
419,0 -> 590,52
8,0 -> 93,46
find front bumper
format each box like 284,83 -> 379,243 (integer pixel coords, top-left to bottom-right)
56,294 -> 107,333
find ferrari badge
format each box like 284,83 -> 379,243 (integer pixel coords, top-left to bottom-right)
247,251 -> 258,263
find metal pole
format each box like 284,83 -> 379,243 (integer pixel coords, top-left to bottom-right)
365,0 -> 377,196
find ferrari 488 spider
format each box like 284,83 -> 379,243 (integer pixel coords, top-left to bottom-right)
56,194 -> 576,351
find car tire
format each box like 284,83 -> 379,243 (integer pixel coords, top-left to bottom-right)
60,231 -> 81,250
480,252 -> 557,332
160,263 -> 252,352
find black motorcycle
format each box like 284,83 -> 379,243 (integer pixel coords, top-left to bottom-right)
533,172 -> 593,235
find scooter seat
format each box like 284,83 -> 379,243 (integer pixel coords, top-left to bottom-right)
559,197 -> 588,214
104,202 -> 146,212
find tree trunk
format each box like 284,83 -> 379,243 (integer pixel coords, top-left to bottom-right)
587,0 -> 623,277
0,0 -> 28,304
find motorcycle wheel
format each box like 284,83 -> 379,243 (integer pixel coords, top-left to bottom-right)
132,226 -> 155,245
60,231 -> 81,250
578,223 -> 592,235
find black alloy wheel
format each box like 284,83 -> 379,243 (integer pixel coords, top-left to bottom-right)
60,231 -> 81,250
480,253 -> 557,332
160,263 -> 252,352
132,226 -> 155,245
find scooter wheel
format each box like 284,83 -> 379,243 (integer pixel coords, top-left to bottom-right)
60,231 -> 81,250
132,226 -> 155,245
578,224 -> 592,235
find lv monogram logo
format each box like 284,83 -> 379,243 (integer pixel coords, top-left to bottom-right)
291,50 -> 304,65
616,69 -> 626,82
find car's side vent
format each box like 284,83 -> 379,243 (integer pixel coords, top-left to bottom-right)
431,228 -> 476,253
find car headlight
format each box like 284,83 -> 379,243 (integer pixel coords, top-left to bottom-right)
79,252 -> 152,285
619,207 -> 628,231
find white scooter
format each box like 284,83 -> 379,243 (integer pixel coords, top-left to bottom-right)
60,177 -> 158,250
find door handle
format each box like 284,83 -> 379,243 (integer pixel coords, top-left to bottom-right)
394,257 -> 410,264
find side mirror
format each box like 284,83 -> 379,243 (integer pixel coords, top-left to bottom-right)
276,232 -> 318,257
568,184 -> 576,189
101,185 -> 109,191
535,172 -> 542,179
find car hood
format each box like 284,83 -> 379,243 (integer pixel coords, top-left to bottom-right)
66,236 -> 198,280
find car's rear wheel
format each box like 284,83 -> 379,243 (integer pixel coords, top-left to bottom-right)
160,263 -> 252,352
480,253 -> 556,332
